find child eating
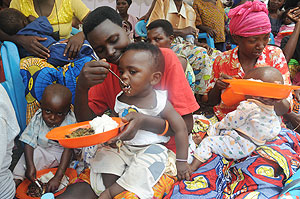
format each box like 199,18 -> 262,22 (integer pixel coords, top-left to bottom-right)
13,84 -> 76,192
90,42 -> 191,199
0,8 -> 94,67
190,67 -> 283,172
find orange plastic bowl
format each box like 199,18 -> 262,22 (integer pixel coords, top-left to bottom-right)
16,168 -> 77,199
221,87 -> 245,106
46,117 -> 127,148
223,79 -> 300,99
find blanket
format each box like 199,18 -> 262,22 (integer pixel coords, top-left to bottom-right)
165,128 -> 300,199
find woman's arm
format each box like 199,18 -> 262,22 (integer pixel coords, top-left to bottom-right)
282,7 -> 300,63
62,11 -> 91,59
207,74 -> 231,106
74,60 -> 110,122
140,0 -> 157,21
0,29 -> 50,58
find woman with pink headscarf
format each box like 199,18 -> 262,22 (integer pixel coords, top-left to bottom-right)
205,0 -> 291,121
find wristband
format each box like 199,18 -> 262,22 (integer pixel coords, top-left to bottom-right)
176,158 -> 188,162
159,120 -> 169,136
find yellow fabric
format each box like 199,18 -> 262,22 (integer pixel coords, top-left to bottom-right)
10,0 -> 89,39
147,0 -> 196,29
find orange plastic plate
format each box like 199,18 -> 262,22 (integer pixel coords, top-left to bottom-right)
46,117 -> 127,148
223,79 -> 300,99
16,168 -> 77,199
221,87 -> 245,106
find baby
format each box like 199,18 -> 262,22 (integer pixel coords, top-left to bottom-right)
90,42 -> 191,199
13,84 -> 76,192
0,8 -> 95,66
190,67 -> 283,171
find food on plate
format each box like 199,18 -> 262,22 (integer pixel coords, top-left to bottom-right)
64,115 -> 119,138
65,127 -> 95,138
27,180 -> 46,197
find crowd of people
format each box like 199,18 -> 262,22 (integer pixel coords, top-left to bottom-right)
1,0 -> 300,198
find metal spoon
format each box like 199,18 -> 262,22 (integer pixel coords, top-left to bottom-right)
34,180 -> 43,193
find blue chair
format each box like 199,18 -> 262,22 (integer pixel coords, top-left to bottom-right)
1,41 -> 27,133
135,20 -> 148,38
71,27 -> 81,35
198,33 -> 215,49
269,32 -> 275,45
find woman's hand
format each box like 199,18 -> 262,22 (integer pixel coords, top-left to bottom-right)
287,7 -> 300,23
195,42 -> 213,55
214,73 -> 232,90
16,35 -> 50,59
61,32 -> 85,60
46,176 -> 61,193
77,60 -> 110,90
25,165 -> 37,183
176,26 -> 198,38
176,161 -> 191,181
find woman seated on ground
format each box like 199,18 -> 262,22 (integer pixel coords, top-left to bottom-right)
206,0 -> 291,121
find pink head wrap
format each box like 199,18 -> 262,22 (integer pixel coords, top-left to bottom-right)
228,0 -> 271,37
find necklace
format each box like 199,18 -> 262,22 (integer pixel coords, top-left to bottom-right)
35,0 -> 61,39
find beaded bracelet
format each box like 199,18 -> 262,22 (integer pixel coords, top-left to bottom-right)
159,120 -> 169,136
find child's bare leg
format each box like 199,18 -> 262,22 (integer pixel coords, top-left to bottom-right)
102,173 -> 119,188
56,182 -> 98,199
99,183 -> 125,199
190,158 -> 203,173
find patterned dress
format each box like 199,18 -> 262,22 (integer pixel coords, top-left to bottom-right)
171,39 -> 221,95
193,0 -> 226,43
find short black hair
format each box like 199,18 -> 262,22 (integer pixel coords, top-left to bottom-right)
124,42 -> 165,73
83,6 -> 123,38
147,19 -> 174,36
0,8 -> 27,35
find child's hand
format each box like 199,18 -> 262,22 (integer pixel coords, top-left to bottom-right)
25,165 -> 36,183
46,176 -> 61,193
176,161 -> 192,181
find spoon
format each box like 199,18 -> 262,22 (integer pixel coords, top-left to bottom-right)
91,55 -> 130,88
34,180 -> 44,193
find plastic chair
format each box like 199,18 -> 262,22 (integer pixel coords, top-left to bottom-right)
71,27 -> 81,35
198,33 -> 215,49
1,41 -> 27,133
269,32 -> 275,45
135,20 -> 148,38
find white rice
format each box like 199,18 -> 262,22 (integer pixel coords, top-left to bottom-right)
89,115 -> 118,134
